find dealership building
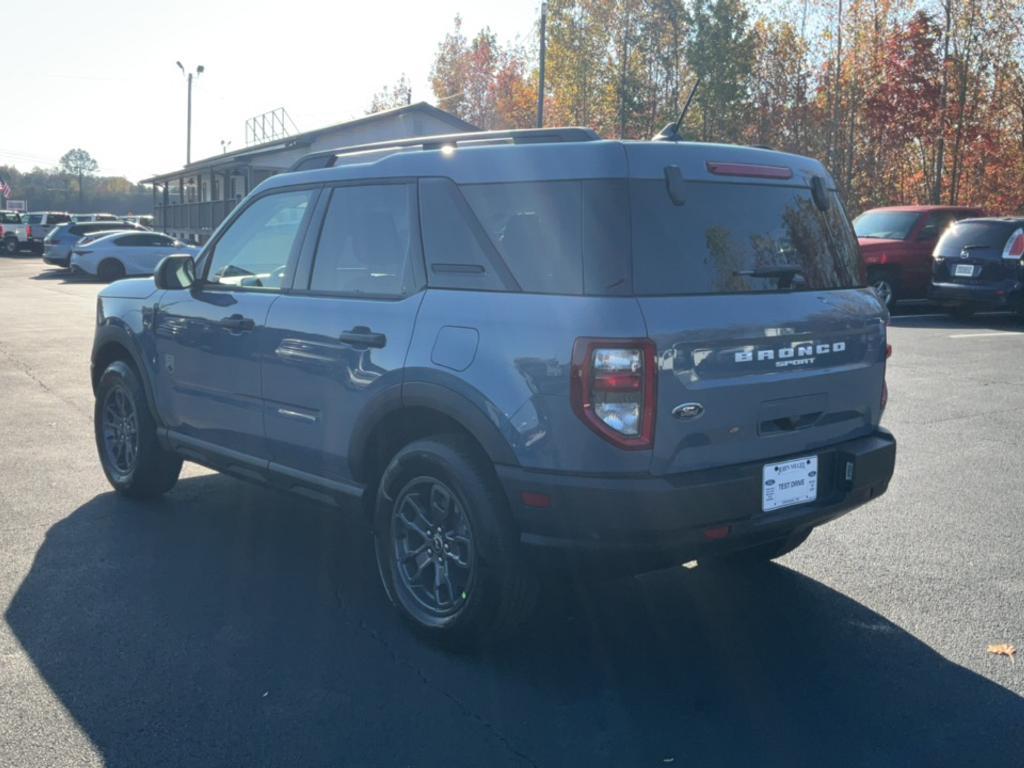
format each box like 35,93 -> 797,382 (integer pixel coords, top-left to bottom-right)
142,103 -> 476,243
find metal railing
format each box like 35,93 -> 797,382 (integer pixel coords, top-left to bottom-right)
155,199 -> 238,233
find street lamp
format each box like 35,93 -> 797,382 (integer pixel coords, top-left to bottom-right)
176,61 -> 205,165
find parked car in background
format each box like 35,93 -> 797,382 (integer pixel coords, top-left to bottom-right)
43,220 -> 148,268
853,205 -> 983,308
123,214 -> 154,229
71,231 -> 197,281
89,129 -> 896,644
1,210 -> 31,255
24,211 -> 72,253
930,217 -> 1024,319
71,213 -> 121,223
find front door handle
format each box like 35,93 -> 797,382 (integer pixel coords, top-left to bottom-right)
219,313 -> 255,332
339,326 -> 386,349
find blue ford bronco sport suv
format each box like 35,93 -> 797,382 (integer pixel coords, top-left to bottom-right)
91,128 -> 896,644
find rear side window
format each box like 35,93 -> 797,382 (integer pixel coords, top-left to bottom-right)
631,180 -> 862,295
419,178 -> 516,292
309,184 -> 418,297
458,180 -> 630,295
935,221 -> 1020,258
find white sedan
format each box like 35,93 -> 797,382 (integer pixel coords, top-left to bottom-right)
70,231 -> 199,282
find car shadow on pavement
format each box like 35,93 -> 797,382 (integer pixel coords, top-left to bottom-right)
6,474 -> 1023,768
29,268 -> 93,283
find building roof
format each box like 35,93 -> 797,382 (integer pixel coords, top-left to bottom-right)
141,102 -> 477,184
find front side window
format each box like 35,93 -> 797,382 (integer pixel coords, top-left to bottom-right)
115,234 -> 148,247
308,184 -> 417,297
205,189 -> 314,290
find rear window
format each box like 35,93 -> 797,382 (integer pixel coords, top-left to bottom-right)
853,210 -> 920,240
935,221 -> 1020,257
0,212 -> 21,224
27,214 -> 43,224
631,181 -> 862,295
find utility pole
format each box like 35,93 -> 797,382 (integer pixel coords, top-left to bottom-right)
177,61 -> 205,165
537,2 -> 548,128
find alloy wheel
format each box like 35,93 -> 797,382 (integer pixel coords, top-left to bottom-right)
101,385 -> 139,476
391,476 -> 476,620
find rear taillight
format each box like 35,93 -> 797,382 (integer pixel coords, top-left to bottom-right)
1002,229 -> 1024,260
26,225 -> 32,239
571,338 -> 656,450
881,341 -> 891,415
0,225 -> 4,237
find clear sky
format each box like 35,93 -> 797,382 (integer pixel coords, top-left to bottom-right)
3,0 -> 538,182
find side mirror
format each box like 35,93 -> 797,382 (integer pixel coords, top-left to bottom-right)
154,254 -> 196,290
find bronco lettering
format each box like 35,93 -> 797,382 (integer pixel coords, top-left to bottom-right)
735,341 -> 846,364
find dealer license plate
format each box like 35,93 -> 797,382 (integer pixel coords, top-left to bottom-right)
954,264 -> 975,278
762,456 -> 818,512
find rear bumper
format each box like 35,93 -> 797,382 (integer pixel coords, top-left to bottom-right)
42,251 -> 70,267
497,430 -> 896,566
929,280 -> 1023,309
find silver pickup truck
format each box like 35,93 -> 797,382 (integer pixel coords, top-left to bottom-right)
1,210 -> 30,255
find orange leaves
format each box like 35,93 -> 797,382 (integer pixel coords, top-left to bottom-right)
987,644 -> 1016,662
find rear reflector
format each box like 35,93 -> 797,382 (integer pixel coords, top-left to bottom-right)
703,526 -> 731,541
520,491 -> 551,509
706,161 -> 793,180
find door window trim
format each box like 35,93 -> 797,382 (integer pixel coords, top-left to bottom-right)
195,183 -> 323,294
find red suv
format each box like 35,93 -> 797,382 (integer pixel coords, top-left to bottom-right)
853,205 -> 983,308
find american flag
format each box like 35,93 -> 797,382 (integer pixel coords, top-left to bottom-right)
0,177 -> 10,198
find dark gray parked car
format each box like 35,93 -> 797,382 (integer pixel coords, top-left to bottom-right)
89,128 -> 896,644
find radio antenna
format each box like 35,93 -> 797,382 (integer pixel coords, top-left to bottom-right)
652,76 -> 701,142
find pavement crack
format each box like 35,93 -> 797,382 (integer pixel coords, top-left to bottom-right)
0,341 -> 91,421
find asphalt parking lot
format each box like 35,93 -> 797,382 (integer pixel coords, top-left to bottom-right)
0,253 -> 1022,767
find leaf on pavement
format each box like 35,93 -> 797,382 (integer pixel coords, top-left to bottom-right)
987,643 -> 1016,662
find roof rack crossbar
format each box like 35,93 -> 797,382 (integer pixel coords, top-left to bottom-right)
290,127 -> 600,171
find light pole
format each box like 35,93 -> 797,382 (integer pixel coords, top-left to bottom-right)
536,2 -> 548,128
176,61 -> 205,165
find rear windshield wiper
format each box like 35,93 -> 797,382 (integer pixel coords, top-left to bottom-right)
734,265 -> 806,289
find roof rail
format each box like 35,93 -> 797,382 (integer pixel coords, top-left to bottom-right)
289,127 -> 601,171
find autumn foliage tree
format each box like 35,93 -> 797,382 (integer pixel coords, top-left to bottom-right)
429,0 -> 1024,214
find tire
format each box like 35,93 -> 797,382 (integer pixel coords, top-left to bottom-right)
97,259 -> 127,283
948,305 -> 976,321
373,435 -> 536,647
713,529 -> 812,566
3,237 -> 18,256
94,360 -> 182,499
867,269 -> 895,310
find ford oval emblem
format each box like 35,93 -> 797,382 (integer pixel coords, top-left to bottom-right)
672,402 -> 705,420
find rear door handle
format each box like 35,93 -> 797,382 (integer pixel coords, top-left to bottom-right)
219,313 -> 255,332
339,326 -> 386,349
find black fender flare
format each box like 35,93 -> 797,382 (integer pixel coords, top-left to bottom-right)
92,323 -> 162,426
348,380 -> 519,483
